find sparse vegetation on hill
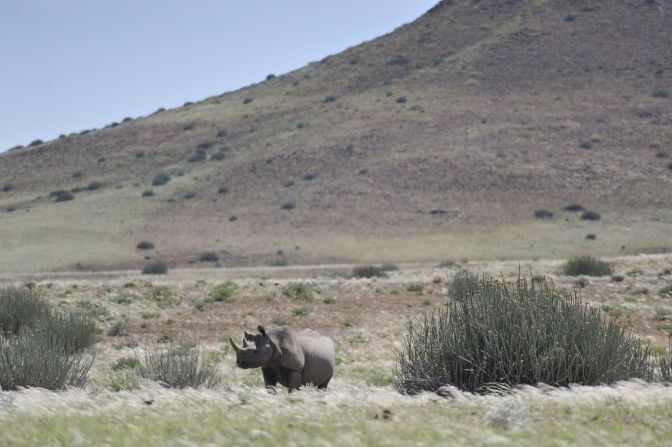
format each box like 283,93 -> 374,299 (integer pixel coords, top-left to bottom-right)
142,261 -> 168,275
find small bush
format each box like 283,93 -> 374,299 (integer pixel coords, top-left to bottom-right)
564,204 -> 584,212
137,241 -> 154,250
87,180 -> 104,191
112,356 -> 140,371
579,141 -> 593,149
407,283 -> 424,294
660,285 -> 672,299
141,190 -> 154,197
396,96 -> 407,104
138,344 -> 220,388
293,306 -> 312,316
586,234 -> 597,240
107,320 -> 128,337
283,282 -> 314,300
152,173 -> 171,186
575,277 -> 589,288
563,256 -> 613,276
142,261 -> 168,275
324,95 -> 337,103
302,173 -> 317,181
283,180 -> 295,187
656,339 -> 672,382
188,152 -> 206,163
611,274 -> 625,282
281,201 -> 296,210
2,183 -> 13,192
393,277 -> 652,394
437,260 -> 456,268
210,151 -> 226,161
243,97 -> 253,104
447,270 -> 480,301
652,90 -> 669,98
211,281 -> 237,302
581,210 -> 601,221
216,129 -> 227,138
534,209 -> 554,219
228,215 -> 238,222
51,190 -> 74,202
323,297 -> 336,304
198,251 -> 219,262
0,287 -> 50,336
29,139 -> 44,147
217,186 -> 229,194
387,55 -> 410,66
183,191 -> 197,199
352,266 -> 387,279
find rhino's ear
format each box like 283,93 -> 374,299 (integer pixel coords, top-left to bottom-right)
257,325 -> 267,337
244,331 -> 255,341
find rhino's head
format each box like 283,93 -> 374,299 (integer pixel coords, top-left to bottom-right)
229,325 -> 277,369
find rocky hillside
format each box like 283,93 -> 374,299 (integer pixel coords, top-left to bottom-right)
0,0 -> 670,272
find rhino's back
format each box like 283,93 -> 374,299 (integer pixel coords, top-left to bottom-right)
297,330 -> 335,385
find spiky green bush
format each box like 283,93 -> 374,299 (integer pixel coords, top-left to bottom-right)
656,339 -> 672,382
563,256 -> 613,276
0,330 -> 94,390
210,281 -> 237,302
393,277 -> 652,394
138,344 -> 220,389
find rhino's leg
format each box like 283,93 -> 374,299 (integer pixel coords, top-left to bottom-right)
287,371 -> 302,392
318,377 -> 331,390
262,367 -> 278,388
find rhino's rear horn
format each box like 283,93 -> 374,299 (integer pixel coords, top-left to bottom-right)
242,337 -> 249,348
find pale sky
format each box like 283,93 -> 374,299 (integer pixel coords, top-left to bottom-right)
0,1 -> 437,151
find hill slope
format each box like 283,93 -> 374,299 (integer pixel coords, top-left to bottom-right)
1,0 -> 671,272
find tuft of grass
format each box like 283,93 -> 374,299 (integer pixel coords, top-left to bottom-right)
562,256 -> 613,276
352,265 -> 387,279
138,343 -> 220,389
437,260 -> 456,268
142,261 -> 168,275
210,281 -> 237,303
323,296 -> 336,304
51,190 -> 74,202
611,274 -> 625,282
107,320 -> 128,337
283,282 -> 314,300
394,277 -> 653,394
575,277 -> 589,288
293,306 -> 313,317
406,283 -> 424,294
141,189 -> 154,197
86,180 -> 104,191
112,356 -> 140,371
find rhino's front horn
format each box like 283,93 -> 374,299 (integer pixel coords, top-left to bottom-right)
229,337 -> 242,353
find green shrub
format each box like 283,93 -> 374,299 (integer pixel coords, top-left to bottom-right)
0,330 -> 94,390
141,190 -> 154,197
562,256 -> 613,276
575,277 -> 589,288
380,263 -> 399,272
564,204 -> 584,212
142,261 -> 168,275
437,260 -> 456,268
393,277 -> 652,394
283,282 -> 314,300
280,201 -> 296,210
107,320 -> 128,337
210,281 -> 237,302
352,265 -> 387,279
138,344 -> 220,388
35,310 -> 97,353
447,270 -> 480,301
611,275 -> 625,282
323,297 -> 336,304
